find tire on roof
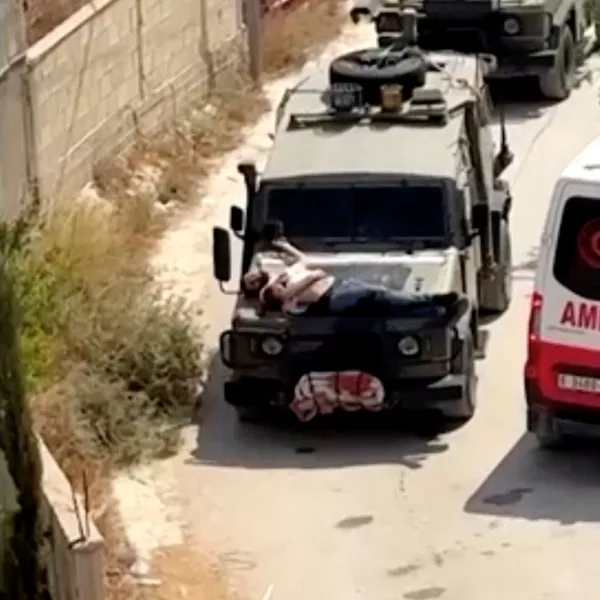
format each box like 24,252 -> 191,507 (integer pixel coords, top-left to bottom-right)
329,48 -> 427,106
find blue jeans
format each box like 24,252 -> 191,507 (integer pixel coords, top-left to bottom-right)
325,278 -> 444,318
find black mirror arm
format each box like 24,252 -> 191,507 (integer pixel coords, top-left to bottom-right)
218,282 -> 240,295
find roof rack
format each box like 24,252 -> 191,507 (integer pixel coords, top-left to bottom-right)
287,84 -> 469,130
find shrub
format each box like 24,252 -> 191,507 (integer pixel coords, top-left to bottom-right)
0,246 -> 45,600
7,201 -> 205,476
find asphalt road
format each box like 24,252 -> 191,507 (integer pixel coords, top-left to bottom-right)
172,44 -> 600,600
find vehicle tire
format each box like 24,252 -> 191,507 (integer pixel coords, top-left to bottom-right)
482,218 -> 512,314
530,409 -> 565,450
445,333 -> 477,424
235,405 -> 265,424
329,48 -> 427,106
539,26 -> 575,101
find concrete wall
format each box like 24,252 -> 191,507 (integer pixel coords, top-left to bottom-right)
0,439 -> 104,600
0,0 -> 33,221
0,450 -> 19,593
24,0 -> 246,202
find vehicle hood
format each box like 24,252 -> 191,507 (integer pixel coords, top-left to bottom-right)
234,249 -> 460,326
301,249 -> 459,294
254,248 -> 460,293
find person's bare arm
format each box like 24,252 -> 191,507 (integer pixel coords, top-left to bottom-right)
281,270 -> 327,301
271,239 -> 306,262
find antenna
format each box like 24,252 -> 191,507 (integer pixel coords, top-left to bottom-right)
493,102 -> 514,177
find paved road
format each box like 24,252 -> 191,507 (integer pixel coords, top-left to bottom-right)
173,46 -> 600,600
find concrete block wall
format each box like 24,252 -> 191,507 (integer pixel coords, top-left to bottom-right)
0,438 -> 104,600
25,0 -> 247,202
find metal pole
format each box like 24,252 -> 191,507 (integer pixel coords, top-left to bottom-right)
245,0 -> 263,83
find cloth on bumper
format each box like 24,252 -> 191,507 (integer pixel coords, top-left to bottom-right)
290,370 -> 385,421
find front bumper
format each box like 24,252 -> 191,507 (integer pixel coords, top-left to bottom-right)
389,13 -> 557,78
224,373 -> 468,413
525,378 -> 600,439
485,48 -> 557,79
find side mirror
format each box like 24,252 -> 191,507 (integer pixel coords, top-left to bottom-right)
212,227 -> 232,288
230,206 -> 245,234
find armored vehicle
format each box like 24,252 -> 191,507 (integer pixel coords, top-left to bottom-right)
211,44 -> 515,426
352,0 -> 596,101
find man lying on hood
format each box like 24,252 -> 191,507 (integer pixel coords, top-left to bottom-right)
242,237 -> 469,323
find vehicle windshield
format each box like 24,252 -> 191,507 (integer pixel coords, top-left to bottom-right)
263,183 -> 449,244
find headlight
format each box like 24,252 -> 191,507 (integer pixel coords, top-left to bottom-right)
261,336 -> 283,356
397,335 -> 420,357
503,17 -> 520,35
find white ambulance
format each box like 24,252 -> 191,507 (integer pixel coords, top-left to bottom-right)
525,137 -> 600,449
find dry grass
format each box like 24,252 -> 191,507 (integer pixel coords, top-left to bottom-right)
150,545 -> 234,600
24,0 -> 89,44
263,0 -> 346,76
92,72 -> 270,220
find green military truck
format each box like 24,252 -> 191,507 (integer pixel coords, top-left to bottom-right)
211,39 -> 515,426
351,0 -> 599,100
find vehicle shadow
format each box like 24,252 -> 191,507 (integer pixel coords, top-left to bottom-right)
489,78 -> 553,123
479,246 -> 539,326
488,65 -> 592,124
511,246 -> 539,283
464,433 -> 600,524
187,351 -> 451,470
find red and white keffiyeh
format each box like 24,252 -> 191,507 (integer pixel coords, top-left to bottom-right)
290,371 -> 385,421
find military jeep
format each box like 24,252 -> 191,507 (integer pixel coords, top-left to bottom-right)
352,0 -> 599,101
211,43 -> 515,426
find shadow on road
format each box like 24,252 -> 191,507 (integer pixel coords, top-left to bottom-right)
489,64 -> 592,124
187,352 -> 451,470
511,246 -> 539,284
464,433 -> 600,524
489,78 -> 553,124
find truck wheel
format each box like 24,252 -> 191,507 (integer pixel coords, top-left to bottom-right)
329,48 -> 427,106
530,409 -> 565,450
479,219 -> 512,314
235,406 -> 265,424
539,27 -> 575,101
446,333 -> 477,424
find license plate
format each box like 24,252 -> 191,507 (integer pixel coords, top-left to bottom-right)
557,373 -> 600,393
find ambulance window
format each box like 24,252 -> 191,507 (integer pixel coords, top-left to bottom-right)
553,196 -> 600,301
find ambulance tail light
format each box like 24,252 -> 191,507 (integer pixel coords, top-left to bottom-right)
525,291 -> 543,379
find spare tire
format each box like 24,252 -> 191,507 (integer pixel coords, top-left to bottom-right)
329,48 -> 427,106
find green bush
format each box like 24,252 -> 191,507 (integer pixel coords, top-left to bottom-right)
6,202 -> 205,475
0,249 -> 45,600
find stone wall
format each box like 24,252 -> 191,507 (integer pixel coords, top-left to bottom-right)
22,0 -> 246,203
0,439 -> 104,600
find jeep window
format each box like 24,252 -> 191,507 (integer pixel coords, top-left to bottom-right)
553,195 -> 600,302
264,184 -> 448,242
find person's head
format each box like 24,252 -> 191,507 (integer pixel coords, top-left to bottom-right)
259,279 -> 286,312
241,269 -> 270,298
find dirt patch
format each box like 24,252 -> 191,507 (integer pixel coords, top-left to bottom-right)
148,545 -> 234,600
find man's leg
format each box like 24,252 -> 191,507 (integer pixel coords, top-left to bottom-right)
329,280 -> 378,314
383,290 -> 470,321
